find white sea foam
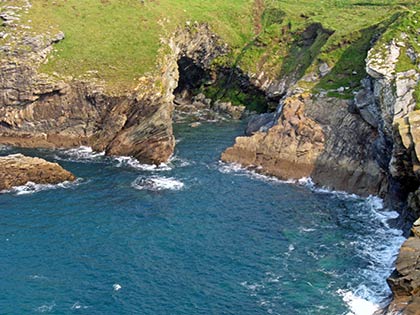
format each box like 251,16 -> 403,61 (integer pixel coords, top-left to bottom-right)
218,162 -> 295,184
240,281 -> 264,293
222,162 -> 405,314
131,176 -> 184,191
338,289 -> 380,315
337,196 -> 406,315
70,302 -> 90,310
54,146 -> 105,163
35,302 -> 56,313
0,144 -> 11,152
113,156 -> 171,171
297,177 -> 360,200
29,275 -> 48,280
1,178 -> 83,195
169,155 -> 192,168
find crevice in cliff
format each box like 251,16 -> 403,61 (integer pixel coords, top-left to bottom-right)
280,23 -> 333,84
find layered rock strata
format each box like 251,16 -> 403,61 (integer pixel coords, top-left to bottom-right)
0,154 -> 75,190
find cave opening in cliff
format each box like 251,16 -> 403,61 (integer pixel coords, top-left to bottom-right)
173,56 -> 278,121
174,57 -> 209,100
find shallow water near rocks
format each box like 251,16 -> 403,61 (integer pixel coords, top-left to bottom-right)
0,122 -> 405,314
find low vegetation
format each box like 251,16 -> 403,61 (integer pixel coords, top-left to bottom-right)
1,0 -> 419,97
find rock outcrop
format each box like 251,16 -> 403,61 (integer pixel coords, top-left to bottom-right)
0,154 -> 75,190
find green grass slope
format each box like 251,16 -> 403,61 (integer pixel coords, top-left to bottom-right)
1,0 -> 419,93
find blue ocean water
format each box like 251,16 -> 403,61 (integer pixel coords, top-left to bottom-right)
0,122 -> 405,315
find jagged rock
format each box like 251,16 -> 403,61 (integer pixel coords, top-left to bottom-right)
0,154 -> 75,190
407,47 -> 418,64
190,122 -> 201,128
318,62 -> 330,77
412,218 -> 420,238
394,70 -> 419,119
367,40 -> 400,80
222,93 -> 325,180
212,100 -> 245,120
354,79 -> 381,128
52,31 -> 65,43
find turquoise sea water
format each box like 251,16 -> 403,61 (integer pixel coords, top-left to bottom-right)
0,122 -> 405,314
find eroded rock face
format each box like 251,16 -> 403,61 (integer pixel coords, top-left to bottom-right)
174,92 -> 246,123
0,59 -> 176,164
0,154 -> 75,190
222,93 -> 325,179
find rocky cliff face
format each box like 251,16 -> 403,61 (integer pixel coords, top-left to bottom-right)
367,38 -> 420,315
0,4 -> 226,164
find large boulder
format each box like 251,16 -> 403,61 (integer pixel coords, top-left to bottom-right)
0,154 -> 75,190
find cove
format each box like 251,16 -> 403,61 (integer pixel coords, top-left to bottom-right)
0,122 -> 405,315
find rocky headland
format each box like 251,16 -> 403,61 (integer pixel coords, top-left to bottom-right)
0,154 -> 75,190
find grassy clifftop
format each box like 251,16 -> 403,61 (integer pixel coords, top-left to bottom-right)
16,0 -> 254,91
1,0 -> 419,92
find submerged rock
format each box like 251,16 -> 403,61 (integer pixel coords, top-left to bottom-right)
0,154 -> 75,190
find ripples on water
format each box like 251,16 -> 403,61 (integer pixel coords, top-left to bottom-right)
0,122 -> 405,314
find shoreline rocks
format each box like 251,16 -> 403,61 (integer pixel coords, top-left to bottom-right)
0,154 -> 75,190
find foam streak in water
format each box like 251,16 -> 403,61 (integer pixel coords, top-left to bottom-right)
54,146 -> 105,163
220,163 -> 406,314
337,196 -> 405,315
114,156 -> 171,171
218,162 -> 295,184
131,176 -> 184,191
1,179 -> 83,195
